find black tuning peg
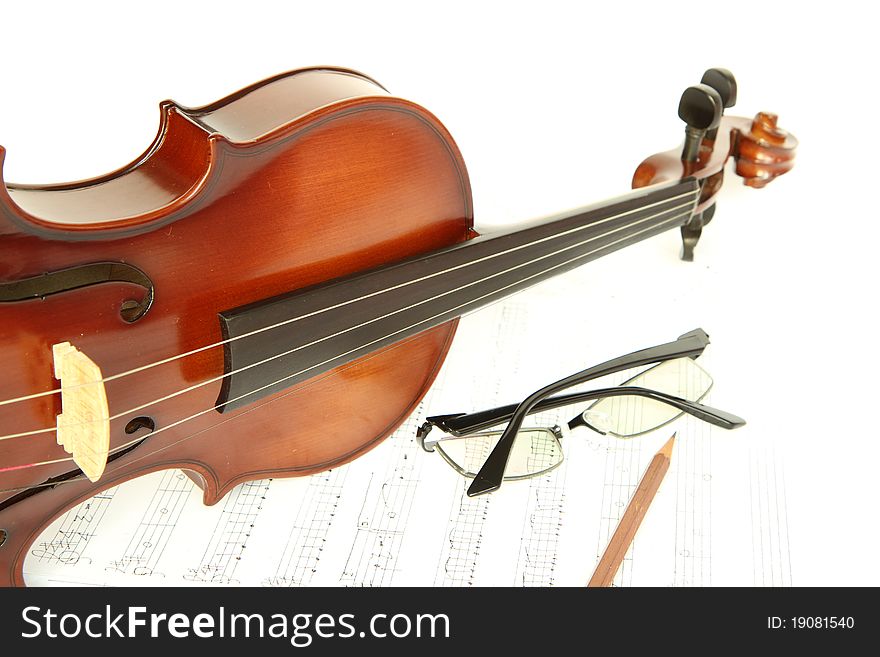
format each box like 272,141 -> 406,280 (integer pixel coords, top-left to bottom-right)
676,82 -> 723,262
678,83 -> 723,162
700,68 -> 737,141
674,71 -> 736,262
700,68 -> 737,109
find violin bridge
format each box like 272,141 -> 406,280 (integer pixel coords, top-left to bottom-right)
52,342 -> 110,482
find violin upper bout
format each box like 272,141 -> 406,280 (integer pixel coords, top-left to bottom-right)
733,112 -> 798,188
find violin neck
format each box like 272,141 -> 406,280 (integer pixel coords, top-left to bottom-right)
216,179 -> 699,411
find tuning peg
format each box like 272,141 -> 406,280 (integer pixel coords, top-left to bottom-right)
678,84 -> 723,162
676,83 -> 722,261
700,68 -> 737,141
700,68 -> 737,109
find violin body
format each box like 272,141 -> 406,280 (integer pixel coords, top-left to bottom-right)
0,68 -> 473,585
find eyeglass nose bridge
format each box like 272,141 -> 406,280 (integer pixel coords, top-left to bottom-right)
416,414 -> 467,452
416,422 -> 437,452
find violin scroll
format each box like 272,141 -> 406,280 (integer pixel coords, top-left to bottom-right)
733,112 -> 798,188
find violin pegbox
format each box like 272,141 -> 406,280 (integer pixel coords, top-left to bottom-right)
732,112 -> 798,188
632,68 -> 798,261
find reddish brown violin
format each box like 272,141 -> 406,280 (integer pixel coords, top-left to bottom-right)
0,67 -> 796,586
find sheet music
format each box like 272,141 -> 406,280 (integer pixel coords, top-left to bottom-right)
23,257 -> 796,588
263,468 -> 346,587
515,424 -> 567,587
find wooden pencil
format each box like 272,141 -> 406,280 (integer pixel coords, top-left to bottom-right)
588,433 -> 676,587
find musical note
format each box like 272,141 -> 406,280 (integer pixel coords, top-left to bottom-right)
106,471 -> 193,578
28,488 -> 118,568
184,479 -> 271,584
339,410 -> 425,587
262,469 -> 346,586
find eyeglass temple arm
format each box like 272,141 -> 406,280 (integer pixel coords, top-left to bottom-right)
466,328 -> 710,497
565,387 -> 745,432
422,386 -> 667,439
436,328 -> 710,436
420,385 -> 744,451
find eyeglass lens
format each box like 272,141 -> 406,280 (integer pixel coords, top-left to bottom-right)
582,357 -> 713,438
436,428 -> 564,480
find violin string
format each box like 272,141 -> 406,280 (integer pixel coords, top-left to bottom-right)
0,338 -> 392,494
0,207 -> 694,483
0,188 -> 697,410
0,200 -> 696,444
0,327 -> 441,494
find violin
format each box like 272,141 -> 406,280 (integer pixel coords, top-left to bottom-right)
0,66 -> 796,586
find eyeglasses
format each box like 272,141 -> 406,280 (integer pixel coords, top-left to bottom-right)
416,329 -> 746,496
419,356 -> 723,481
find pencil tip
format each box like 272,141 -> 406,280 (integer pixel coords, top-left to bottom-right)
659,433 -> 676,457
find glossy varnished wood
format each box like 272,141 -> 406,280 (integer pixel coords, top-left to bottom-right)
0,68 -> 473,585
632,113 -> 797,207
0,68 -> 391,232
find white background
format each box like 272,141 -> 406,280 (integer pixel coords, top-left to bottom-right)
2,1 -> 877,585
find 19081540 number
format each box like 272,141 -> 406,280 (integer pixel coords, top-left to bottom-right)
768,617 -> 855,630
793,617 -> 854,630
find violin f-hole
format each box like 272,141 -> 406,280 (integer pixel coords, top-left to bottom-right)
124,416 -> 156,435
0,261 -> 154,323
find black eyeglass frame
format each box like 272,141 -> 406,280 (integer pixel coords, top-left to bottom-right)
421,328 -> 739,497
417,382 -> 741,452
418,365 -> 743,485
